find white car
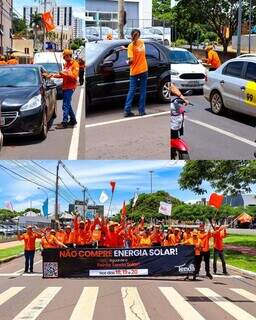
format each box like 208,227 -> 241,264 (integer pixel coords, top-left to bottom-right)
169,48 -> 207,90
146,26 -> 171,46
204,56 -> 256,117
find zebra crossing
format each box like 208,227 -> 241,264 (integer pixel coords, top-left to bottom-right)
0,285 -> 255,320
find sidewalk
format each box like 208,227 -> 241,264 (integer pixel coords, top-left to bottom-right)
225,244 -> 256,256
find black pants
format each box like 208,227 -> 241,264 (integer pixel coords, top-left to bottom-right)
79,69 -> 84,85
194,255 -> 201,277
199,251 -> 210,274
24,250 -> 35,272
213,248 -> 227,273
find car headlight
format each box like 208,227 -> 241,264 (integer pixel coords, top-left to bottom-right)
171,69 -> 179,76
20,94 -> 42,111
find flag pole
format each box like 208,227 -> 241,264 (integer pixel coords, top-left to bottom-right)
107,192 -> 114,217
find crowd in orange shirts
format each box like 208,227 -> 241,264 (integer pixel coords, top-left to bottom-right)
18,214 -> 228,278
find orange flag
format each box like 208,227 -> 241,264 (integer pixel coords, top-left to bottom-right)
208,193 -> 224,209
42,12 -> 55,32
110,181 -> 116,193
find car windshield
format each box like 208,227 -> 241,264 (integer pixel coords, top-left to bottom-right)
170,50 -> 199,64
86,42 -> 110,64
0,67 -> 40,87
36,63 -> 62,73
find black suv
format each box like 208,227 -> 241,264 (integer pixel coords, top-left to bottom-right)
86,40 -> 171,112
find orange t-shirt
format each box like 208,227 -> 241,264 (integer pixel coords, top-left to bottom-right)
163,234 -> 176,246
54,59 -> 79,90
184,238 -> 202,256
7,59 -> 18,65
207,50 -> 221,69
19,232 -> 41,251
198,231 -> 212,252
128,39 -> 148,76
41,235 -> 59,248
213,229 -> 227,250
0,61 -> 6,65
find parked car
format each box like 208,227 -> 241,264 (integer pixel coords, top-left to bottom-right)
86,40 -> 171,111
124,28 -> 162,43
34,51 -> 64,99
204,56 -> 256,117
0,65 -> 57,140
169,48 -> 207,91
86,26 -> 119,40
0,104 -> 3,151
145,26 -> 171,46
0,225 -> 14,236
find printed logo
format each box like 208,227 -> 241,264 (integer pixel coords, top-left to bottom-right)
175,263 -> 195,273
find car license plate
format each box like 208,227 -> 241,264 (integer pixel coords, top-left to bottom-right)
0,117 -> 5,126
187,81 -> 201,87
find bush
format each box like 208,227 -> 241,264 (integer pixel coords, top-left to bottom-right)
174,39 -> 187,47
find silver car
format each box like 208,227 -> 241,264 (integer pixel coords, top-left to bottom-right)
204,56 -> 256,117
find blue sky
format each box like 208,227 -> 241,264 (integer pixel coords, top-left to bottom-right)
0,160 -> 223,215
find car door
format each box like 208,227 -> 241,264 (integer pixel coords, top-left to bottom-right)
41,69 -> 54,120
220,61 -> 246,112
242,61 -> 256,117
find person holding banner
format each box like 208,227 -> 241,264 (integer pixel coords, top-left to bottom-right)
150,225 -> 164,246
41,229 -> 67,249
139,229 -> 152,247
212,225 -> 228,275
18,226 -> 42,273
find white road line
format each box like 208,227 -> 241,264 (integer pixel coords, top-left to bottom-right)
230,288 -> 256,302
212,275 -> 242,279
13,287 -> 61,320
15,260 -> 42,274
86,111 -> 170,128
0,287 -> 24,306
187,118 -> 256,148
68,88 -> 84,160
196,288 -> 256,320
122,287 -> 150,320
22,273 -> 42,277
70,287 -> 98,320
159,287 -> 205,320
0,273 -> 21,277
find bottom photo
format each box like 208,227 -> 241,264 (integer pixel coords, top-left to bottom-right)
0,160 -> 255,320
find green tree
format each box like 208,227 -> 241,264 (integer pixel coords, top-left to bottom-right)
179,160 -> 256,195
152,0 -> 172,22
70,38 -> 85,50
12,13 -> 27,35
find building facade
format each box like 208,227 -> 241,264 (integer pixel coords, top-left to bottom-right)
73,17 -> 83,39
0,0 -> 13,54
85,0 -> 152,29
224,194 -> 256,208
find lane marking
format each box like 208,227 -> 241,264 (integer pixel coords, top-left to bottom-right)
122,287 -> 150,320
15,260 -> 42,274
212,275 -> 242,279
230,288 -> 256,302
70,287 -> 98,320
0,273 -> 21,277
86,111 -> 170,128
68,87 -> 85,160
13,287 -> 61,320
187,118 -> 256,148
159,287 -> 205,320
196,288 -> 256,320
0,287 -> 24,306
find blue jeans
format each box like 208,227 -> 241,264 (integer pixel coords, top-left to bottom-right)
124,72 -> 148,114
24,250 -> 35,272
63,89 -> 76,124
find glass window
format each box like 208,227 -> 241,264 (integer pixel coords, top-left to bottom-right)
223,61 -> 244,78
244,62 -> 256,81
169,50 -> 198,64
113,50 -> 129,68
145,44 -> 160,61
0,68 -> 39,87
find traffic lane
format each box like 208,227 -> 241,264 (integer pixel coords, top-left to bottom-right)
0,87 -> 85,160
188,95 -> 256,141
228,228 -> 256,235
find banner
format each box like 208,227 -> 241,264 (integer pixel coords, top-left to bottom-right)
99,191 -> 109,204
42,198 -> 48,217
42,245 -> 195,278
159,201 -> 172,216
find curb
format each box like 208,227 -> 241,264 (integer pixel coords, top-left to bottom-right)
225,263 -> 256,279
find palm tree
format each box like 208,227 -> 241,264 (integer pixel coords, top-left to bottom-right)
30,13 -> 43,51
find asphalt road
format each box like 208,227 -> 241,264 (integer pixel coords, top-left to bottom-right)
0,87 -> 85,160
85,98 -> 170,160
181,94 -> 256,160
0,253 -> 256,320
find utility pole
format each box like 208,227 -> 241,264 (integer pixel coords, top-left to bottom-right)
149,171 -> 154,193
82,188 -> 86,218
118,0 -> 125,39
237,0 -> 243,56
55,160 -> 60,221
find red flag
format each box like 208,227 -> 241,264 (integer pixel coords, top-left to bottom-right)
42,11 -> 55,32
121,201 -> 126,224
110,181 -> 116,193
208,193 -> 224,209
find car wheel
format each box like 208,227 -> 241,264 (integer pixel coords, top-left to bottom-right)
158,78 -> 170,103
210,91 -> 225,115
38,109 -> 48,140
164,39 -> 169,46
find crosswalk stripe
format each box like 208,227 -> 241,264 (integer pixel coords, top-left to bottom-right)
0,287 -> 25,306
69,287 -> 98,320
13,287 -> 61,320
122,287 -> 150,320
230,288 -> 256,302
196,288 -> 256,320
159,287 -> 205,320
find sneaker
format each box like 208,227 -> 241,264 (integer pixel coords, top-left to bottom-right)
67,120 -> 77,127
124,112 -> 135,118
223,272 -> 229,276
139,112 -> 147,116
56,122 -> 68,129
24,270 -> 28,273
207,273 -> 213,280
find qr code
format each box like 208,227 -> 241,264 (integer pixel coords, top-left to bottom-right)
43,262 -> 58,278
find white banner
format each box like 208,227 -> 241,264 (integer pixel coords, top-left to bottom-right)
132,193 -> 138,207
99,191 -> 109,204
158,202 -> 172,216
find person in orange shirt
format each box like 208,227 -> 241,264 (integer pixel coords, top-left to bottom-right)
150,225 -> 164,246
198,224 -> 213,279
183,231 -> 202,280
106,33 -> 113,40
41,229 -> 67,249
78,58 -> 85,86
139,229 -> 152,247
73,220 -> 92,247
18,225 -> 41,273
203,45 -> 221,71
47,49 -> 79,129
163,227 -> 176,246
212,225 -> 228,274
182,228 -> 192,242
7,55 -> 18,64
124,29 -> 148,117
173,228 -> 181,245
0,56 -> 6,65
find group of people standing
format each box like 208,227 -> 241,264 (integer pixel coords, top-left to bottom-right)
0,55 -> 18,65
18,214 -> 228,280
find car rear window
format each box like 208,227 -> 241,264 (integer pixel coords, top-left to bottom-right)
222,61 -> 244,78
244,62 -> 256,81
